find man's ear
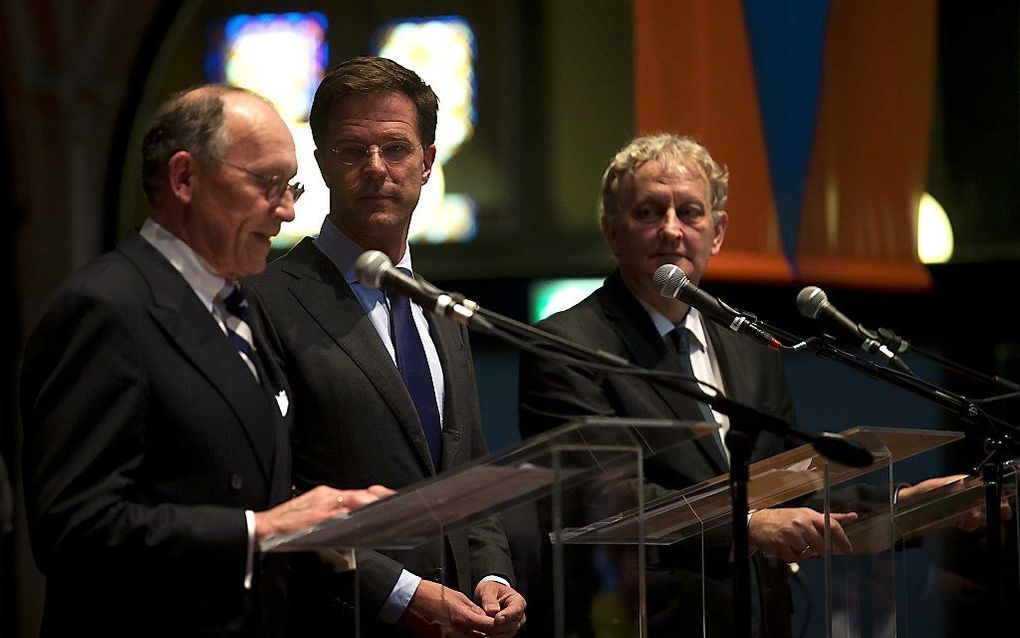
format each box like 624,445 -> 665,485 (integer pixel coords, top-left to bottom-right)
167,151 -> 196,204
710,210 -> 729,255
421,144 -> 437,185
601,214 -> 622,260
313,148 -> 334,188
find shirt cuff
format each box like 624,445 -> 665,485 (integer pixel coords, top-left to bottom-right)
477,574 -> 511,589
379,569 -> 423,624
244,509 -> 256,591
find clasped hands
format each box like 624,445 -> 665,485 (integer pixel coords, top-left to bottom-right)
401,579 -> 526,638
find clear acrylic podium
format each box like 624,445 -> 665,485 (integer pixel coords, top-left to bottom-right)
261,416 -> 719,637
856,457 -> 1020,637
556,426 -> 962,637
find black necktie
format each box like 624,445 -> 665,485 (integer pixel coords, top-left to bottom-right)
670,327 -> 718,426
672,326 -> 761,632
389,268 -> 443,471
219,284 -> 260,381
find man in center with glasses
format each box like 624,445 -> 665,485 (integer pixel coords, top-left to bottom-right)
244,57 -> 525,637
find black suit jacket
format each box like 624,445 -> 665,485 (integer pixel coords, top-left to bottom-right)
518,270 -> 796,637
243,238 -> 514,634
20,230 -> 292,637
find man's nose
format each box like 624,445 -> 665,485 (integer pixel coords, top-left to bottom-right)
659,210 -> 683,239
275,194 -> 297,223
361,147 -> 387,177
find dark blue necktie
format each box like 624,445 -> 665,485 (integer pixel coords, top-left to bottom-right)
389,268 -> 443,471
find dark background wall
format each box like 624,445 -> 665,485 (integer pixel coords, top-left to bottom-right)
2,1 -> 1018,636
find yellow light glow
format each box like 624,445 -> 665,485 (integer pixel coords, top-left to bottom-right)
917,192 -> 954,264
377,17 -> 478,243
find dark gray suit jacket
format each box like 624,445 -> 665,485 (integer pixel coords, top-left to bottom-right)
244,238 -> 514,634
519,270 -> 795,637
20,230 -> 292,637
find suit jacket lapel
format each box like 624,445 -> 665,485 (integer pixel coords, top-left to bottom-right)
119,231 -> 277,483
251,344 -> 291,504
281,240 -> 435,475
601,271 -> 728,476
428,314 -> 464,471
704,321 -> 775,464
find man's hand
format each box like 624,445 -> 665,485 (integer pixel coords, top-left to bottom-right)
898,474 -> 1014,532
253,484 -> 393,540
401,579 -> 495,638
748,507 -> 858,562
474,580 -> 527,637
896,474 -> 968,503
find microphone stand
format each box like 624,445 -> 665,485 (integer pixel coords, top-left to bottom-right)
365,265 -> 874,638
452,298 -> 873,638
765,323 -> 1020,637
874,327 -> 1020,396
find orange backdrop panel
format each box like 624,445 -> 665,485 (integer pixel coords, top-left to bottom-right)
796,0 -> 935,291
633,0 -> 792,284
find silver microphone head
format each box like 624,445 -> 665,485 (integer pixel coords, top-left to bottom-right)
652,264 -> 689,299
796,286 -> 828,319
354,250 -> 393,289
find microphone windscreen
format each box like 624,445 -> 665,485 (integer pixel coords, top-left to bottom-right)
796,286 -> 828,319
653,264 -> 688,299
812,432 -> 874,468
354,250 -> 392,289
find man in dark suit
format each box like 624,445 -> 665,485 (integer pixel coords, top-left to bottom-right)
244,57 -> 525,637
518,133 -> 859,637
20,85 -> 387,637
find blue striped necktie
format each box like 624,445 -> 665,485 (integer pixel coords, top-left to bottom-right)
218,284 -> 260,382
388,268 -> 443,471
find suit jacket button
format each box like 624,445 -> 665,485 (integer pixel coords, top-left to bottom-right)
230,474 -> 244,491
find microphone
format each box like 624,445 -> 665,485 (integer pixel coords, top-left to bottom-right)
354,250 -> 477,325
811,432 -> 875,469
653,264 -> 782,350
796,286 -> 913,374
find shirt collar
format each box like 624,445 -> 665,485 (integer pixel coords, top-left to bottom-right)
314,216 -> 414,285
637,297 -> 709,351
140,218 -> 230,312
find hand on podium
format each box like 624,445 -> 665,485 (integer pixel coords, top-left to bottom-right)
253,484 -> 393,540
897,474 -> 1014,532
748,507 -> 858,562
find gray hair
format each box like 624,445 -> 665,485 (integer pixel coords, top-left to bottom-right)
600,133 -> 729,223
140,85 -> 270,204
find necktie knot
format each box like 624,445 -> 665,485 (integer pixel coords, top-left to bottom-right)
671,325 -> 695,355
221,284 -> 249,321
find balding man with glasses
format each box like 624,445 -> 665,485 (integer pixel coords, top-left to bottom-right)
244,57 -> 525,638
20,84 -> 390,638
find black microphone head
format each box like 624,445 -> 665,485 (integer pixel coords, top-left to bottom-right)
796,286 -> 828,319
354,250 -> 392,289
811,432 -> 875,468
653,264 -> 688,299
